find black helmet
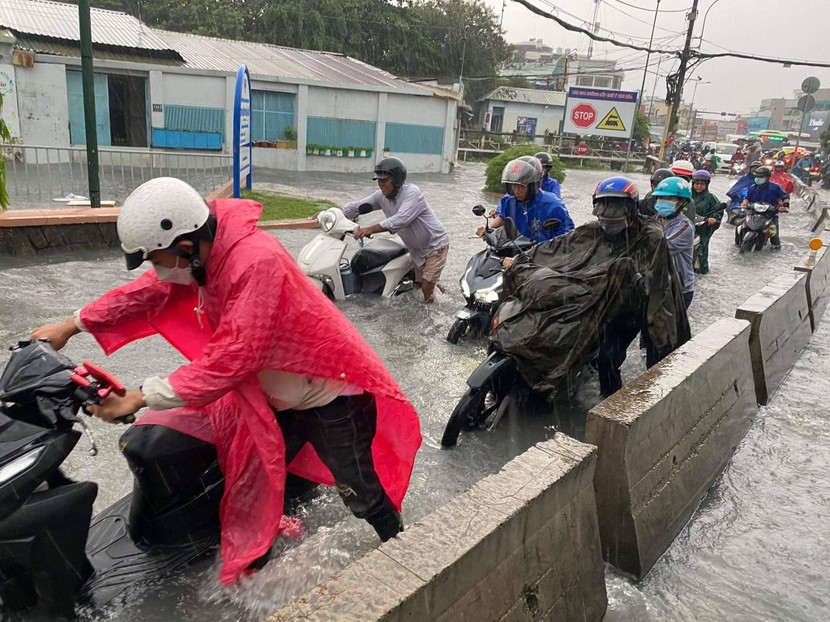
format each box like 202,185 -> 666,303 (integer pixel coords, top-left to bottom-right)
373,157 -> 407,189
533,152 -> 553,168
501,159 -> 540,199
755,166 -> 772,178
650,168 -> 674,187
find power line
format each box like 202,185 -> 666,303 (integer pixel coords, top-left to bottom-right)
608,0 -> 691,13
509,0 -> 830,68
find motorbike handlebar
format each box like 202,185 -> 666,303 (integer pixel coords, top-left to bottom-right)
71,362 -> 135,424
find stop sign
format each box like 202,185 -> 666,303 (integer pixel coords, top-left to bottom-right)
571,103 -> 596,128
576,143 -> 590,156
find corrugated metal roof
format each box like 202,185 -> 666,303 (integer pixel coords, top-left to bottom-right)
0,0 -> 174,51
12,32 -> 182,64
481,86 -> 567,106
154,29 -> 430,94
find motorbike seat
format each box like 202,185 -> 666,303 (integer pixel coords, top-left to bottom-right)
351,239 -> 407,274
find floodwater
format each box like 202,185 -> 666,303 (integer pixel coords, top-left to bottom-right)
0,163 -> 827,621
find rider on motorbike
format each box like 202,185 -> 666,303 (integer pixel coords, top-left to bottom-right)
653,177 -> 695,308
534,152 -> 562,197
771,160 -> 794,196
31,178 -> 421,584
343,157 -> 449,303
669,160 -> 697,220
726,160 -> 762,208
690,170 -> 724,275
505,176 -> 690,398
741,166 -> 789,250
478,158 -> 574,243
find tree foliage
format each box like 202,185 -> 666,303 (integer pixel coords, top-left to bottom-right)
633,111 -> 651,144
66,0 -> 511,103
484,145 -> 565,193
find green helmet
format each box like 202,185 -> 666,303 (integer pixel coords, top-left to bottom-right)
652,177 -> 692,200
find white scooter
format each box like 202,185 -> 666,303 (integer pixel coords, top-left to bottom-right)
298,204 -> 416,300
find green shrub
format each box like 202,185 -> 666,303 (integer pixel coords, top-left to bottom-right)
483,146 -> 566,193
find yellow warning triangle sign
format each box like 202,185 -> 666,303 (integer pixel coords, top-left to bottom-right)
596,107 -> 626,131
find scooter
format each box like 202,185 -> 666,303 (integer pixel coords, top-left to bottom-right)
446,205 -> 534,345
441,219 -> 575,448
0,340 -> 311,618
297,205 -> 416,300
735,203 -> 780,252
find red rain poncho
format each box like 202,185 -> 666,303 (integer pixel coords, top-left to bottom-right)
80,199 -> 422,584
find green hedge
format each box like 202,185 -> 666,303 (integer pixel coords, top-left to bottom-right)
483,146 -> 566,193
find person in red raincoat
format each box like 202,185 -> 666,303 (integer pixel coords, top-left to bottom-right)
32,177 -> 422,585
771,160 -> 795,199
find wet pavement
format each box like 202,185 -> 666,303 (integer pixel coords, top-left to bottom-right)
0,164 -> 827,620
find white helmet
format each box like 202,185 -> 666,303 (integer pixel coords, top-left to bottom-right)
117,177 -> 210,270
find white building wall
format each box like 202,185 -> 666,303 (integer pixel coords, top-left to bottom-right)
490,101 -> 564,136
162,73 -> 226,108
15,62 -> 70,147
306,87 -> 379,121
386,93 -> 445,125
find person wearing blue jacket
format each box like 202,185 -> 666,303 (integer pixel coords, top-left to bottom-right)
534,152 -> 562,197
479,158 -> 574,243
726,160 -> 761,208
742,165 -> 789,249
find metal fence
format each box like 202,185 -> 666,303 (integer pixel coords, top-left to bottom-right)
1,144 -> 233,209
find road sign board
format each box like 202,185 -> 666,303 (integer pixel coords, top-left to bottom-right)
571,104 -> 596,128
562,87 -> 637,138
798,95 -> 816,113
233,65 -> 252,198
802,77 -> 821,94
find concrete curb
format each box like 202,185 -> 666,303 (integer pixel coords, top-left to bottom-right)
735,272 -> 812,405
585,317 -> 758,579
794,242 -> 830,332
265,435 -> 607,622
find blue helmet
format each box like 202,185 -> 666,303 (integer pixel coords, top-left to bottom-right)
652,177 -> 692,200
593,176 -> 640,202
692,169 -> 711,183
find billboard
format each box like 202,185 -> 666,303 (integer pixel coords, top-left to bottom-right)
806,111 -> 829,141
562,87 -> 637,138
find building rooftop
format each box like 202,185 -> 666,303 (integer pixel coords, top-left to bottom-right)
153,29 -> 428,94
480,86 -> 567,106
0,0 -> 173,52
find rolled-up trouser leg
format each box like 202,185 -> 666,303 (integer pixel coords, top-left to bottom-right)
303,393 -> 403,541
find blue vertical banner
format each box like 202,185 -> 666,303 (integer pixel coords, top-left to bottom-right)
233,65 -> 252,198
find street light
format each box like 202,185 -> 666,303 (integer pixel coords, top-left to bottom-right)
687,77 -> 711,138
698,0 -> 722,48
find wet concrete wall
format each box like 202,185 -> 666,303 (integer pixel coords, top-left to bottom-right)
735,272 -> 812,405
794,244 -> 830,331
0,221 -> 119,256
266,435 -> 607,622
585,318 -> 758,579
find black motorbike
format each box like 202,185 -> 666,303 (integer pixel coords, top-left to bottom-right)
734,202 -> 780,252
0,340 -> 312,618
446,205 -> 534,344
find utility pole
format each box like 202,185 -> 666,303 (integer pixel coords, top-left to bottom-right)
628,0 -> 660,169
587,0 -> 601,59
499,0 -> 506,29
658,0 -> 699,162
78,0 -> 100,208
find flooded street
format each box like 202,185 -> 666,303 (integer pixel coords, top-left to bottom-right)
1,163 -> 827,621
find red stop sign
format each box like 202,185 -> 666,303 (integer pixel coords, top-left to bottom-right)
571,103 -> 596,128
576,143 -> 590,156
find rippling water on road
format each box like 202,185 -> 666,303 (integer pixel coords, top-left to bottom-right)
0,163 -> 827,620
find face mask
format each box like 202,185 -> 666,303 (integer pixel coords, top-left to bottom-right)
597,216 -> 628,237
655,199 -> 678,218
754,177 -> 766,185
155,257 -> 194,285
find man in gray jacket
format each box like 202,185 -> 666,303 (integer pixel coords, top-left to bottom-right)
343,157 -> 449,303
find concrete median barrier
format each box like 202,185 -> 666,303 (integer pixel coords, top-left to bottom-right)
735,272 -> 812,404
794,244 -> 830,331
265,435 -> 606,622
585,318 -> 757,579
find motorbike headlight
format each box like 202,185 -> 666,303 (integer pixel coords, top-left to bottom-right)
0,446 -> 45,484
473,274 -> 503,303
319,211 -> 336,232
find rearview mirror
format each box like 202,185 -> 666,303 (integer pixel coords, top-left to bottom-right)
358,203 -> 374,215
543,218 -> 561,231
472,205 -> 486,217
503,217 -> 519,240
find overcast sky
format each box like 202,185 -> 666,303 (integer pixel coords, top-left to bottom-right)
483,0 -> 830,115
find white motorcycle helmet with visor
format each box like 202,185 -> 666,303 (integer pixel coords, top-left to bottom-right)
117,177 -> 211,272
